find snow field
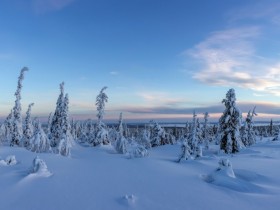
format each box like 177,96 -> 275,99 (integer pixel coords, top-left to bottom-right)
0,139 -> 280,210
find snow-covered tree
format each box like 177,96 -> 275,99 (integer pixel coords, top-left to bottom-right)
49,83 -> 73,155
187,111 -> 202,158
3,110 -> 14,143
219,88 -> 243,154
50,82 -> 65,147
58,132 -> 72,157
11,67 -> 28,146
92,86 -> 109,146
178,141 -> 192,162
203,112 -> 210,149
115,113 -> 128,154
70,118 -> 78,141
96,86 -> 108,124
23,103 -> 35,147
242,107 -> 257,146
80,120 -> 94,143
150,120 -> 172,147
137,128 -> 151,149
47,112 -> 52,139
29,120 -> 51,153
58,93 -> 73,156
117,112 -> 124,136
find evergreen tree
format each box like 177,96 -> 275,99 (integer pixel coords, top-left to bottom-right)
203,112 -> 210,149
58,93 -> 74,156
96,86 -> 108,124
178,140 -> 192,162
70,118 -> 78,141
29,120 -> 51,153
11,67 -> 28,146
115,112 -> 128,154
23,103 -> 35,147
50,82 -> 65,147
242,107 -> 257,146
47,112 -> 52,139
187,111 -> 202,158
93,86 -> 109,146
150,120 -> 166,147
269,119 -> 273,136
117,112 -> 124,136
4,109 -> 14,143
219,88 -> 243,154
138,128 -> 151,149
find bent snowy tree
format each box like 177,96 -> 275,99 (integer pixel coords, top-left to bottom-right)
219,89 -> 243,154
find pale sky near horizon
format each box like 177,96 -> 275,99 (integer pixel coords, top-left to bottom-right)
1,0 -> 280,122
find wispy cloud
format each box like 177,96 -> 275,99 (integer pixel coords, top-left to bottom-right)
32,0 -> 75,14
121,101 -> 280,119
137,91 -> 187,107
228,1 -> 280,25
186,18 -> 280,95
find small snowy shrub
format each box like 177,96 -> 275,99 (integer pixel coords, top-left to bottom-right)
123,194 -> 136,205
58,135 -> 72,157
6,155 -> 17,165
128,144 -> 149,158
32,156 -> 51,176
178,141 -> 192,162
0,155 -> 17,166
115,135 -> 128,154
216,158 -> 235,178
29,120 -> 51,153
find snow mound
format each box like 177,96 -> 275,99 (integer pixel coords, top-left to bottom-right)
31,156 -> 52,177
203,158 -> 269,194
122,194 -> 137,205
216,158 -> 235,178
0,155 -> 17,166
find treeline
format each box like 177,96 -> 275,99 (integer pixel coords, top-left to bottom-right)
0,68 -> 279,159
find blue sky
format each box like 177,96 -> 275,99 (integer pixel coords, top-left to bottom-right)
1,0 -> 280,122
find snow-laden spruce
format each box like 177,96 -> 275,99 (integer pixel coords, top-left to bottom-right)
50,82 -> 65,147
49,83 -> 73,156
3,109 -> 14,143
11,67 -> 28,146
242,107 -> 257,146
115,113 -> 128,154
58,94 -> 73,156
187,111 -> 202,158
47,112 -> 52,139
23,103 -> 35,148
178,140 -> 192,162
203,112 -> 210,150
92,86 -> 109,146
137,128 -> 151,149
29,120 -> 51,153
219,89 -> 243,154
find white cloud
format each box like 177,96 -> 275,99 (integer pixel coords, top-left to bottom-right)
32,0 -> 75,13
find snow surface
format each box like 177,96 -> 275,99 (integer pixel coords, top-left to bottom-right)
0,138 -> 280,210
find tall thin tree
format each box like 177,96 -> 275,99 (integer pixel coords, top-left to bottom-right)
11,67 -> 28,146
